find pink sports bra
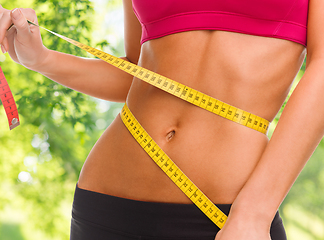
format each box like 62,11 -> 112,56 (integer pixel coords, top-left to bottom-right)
132,0 -> 309,46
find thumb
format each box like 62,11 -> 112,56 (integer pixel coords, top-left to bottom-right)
10,8 -> 30,34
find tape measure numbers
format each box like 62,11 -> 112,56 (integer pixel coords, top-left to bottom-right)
0,66 -> 20,130
6,20 -> 270,134
73,43 -> 270,134
121,104 -> 227,229
27,20 -> 269,135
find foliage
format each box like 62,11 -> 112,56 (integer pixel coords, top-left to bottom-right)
0,0 -> 123,239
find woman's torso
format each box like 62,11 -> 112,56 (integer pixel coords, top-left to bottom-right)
78,29 -> 305,204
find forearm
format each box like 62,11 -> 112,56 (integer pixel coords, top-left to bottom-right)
32,49 -> 134,102
230,59 -> 324,227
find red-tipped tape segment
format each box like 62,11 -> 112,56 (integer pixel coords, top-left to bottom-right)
0,66 -> 20,130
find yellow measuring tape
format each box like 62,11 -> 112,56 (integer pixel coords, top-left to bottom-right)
76,43 -> 269,134
121,103 -> 227,228
24,20 -> 269,135
9,20 -> 271,229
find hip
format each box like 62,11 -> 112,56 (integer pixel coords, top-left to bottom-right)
70,184 -> 287,240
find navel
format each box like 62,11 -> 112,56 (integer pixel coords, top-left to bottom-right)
166,130 -> 175,142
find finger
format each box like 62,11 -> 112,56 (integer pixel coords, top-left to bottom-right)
6,32 -> 19,63
10,8 -> 30,36
0,10 -> 12,45
19,8 -> 39,34
20,8 -> 38,24
2,36 -> 9,54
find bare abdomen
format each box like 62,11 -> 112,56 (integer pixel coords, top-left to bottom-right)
78,30 -> 304,204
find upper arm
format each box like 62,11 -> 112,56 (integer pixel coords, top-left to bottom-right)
123,0 -> 142,64
306,0 -> 324,65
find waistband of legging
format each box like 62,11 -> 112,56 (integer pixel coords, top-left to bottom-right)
72,184 -> 281,238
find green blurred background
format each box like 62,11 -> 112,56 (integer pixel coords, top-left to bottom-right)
0,0 -> 323,239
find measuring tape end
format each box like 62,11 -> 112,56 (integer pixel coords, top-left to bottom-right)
9,120 -> 20,130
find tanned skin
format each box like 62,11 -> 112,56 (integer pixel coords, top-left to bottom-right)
1,0 -> 323,239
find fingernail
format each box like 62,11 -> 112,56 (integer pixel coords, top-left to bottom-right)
1,44 -> 7,54
11,8 -> 22,20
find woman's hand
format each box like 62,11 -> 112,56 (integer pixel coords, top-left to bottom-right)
0,5 -> 49,70
214,214 -> 272,240
215,227 -> 271,240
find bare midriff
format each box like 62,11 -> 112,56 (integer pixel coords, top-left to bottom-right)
78,30 -> 306,204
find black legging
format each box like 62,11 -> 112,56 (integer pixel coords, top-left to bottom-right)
70,185 -> 287,240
